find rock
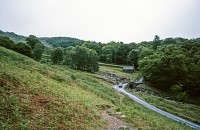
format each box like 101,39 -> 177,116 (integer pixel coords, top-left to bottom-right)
115,112 -> 122,115
120,115 -> 126,118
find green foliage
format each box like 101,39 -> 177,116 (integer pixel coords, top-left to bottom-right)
176,92 -> 189,102
127,49 -> 139,69
140,45 -> 187,88
0,46 -> 195,129
134,90 -> 200,124
170,84 -> 183,94
71,74 -> 76,80
139,41 -> 200,98
65,46 -> 99,72
162,37 -> 176,45
0,47 -> 108,130
0,33 -> 44,61
101,44 -> 115,63
100,42 -> 132,65
63,46 -> 73,65
170,84 -> 189,102
33,43 -> 45,61
0,30 -> 26,43
26,35 -> 41,49
138,46 -> 155,60
82,41 -> 103,56
114,44 -> 130,64
44,37 -> 82,48
51,47 -> 64,64
0,36 -> 15,49
87,49 -> 99,72
13,42 -> 32,57
153,35 -> 161,51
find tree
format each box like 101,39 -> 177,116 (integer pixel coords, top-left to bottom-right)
138,46 -> 154,60
127,49 -> 139,69
13,42 -> 32,57
114,43 -> 129,64
139,45 -> 188,89
66,46 -> 99,72
101,45 -> 115,63
82,41 -> 103,56
0,36 -> 15,49
87,49 -> 99,72
63,46 -> 74,65
153,35 -> 161,51
51,48 -> 64,64
162,38 -> 176,45
33,43 -> 45,61
69,46 -> 88,69
26,35 -> 41,49
25,35 -> 46,61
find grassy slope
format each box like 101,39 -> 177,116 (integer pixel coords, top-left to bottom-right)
0,46 -> 193,130
0,47 -> 110,130
135,90 -> 200,124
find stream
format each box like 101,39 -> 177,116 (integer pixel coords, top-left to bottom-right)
113,83 -> 200,130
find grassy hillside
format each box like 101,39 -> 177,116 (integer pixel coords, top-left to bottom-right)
0,46 -> 110,129
0,46 -> 193,130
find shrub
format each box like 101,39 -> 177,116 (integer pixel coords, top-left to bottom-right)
71,75 -> 76,80
13,42 -> 32,57
176,92 -> 188,102
0,36 -> 15,49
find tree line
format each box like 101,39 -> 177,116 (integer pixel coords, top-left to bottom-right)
51,46 -> 99,72
51,35 -> 199,99
0,35 -> 44,61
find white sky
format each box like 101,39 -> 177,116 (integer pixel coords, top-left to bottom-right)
0,0 -> 200,43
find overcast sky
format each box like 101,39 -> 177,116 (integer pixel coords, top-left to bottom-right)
0,0 -> 200,43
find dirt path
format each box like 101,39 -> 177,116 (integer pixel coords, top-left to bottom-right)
102,111 -> 136,130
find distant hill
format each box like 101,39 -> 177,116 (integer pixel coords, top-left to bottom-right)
0,30 -> 83,48
0,30 -> 26,42
39,37 -> 83,48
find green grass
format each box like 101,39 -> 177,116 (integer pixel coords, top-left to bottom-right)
0,47 -> 109,130
0,46 -> 194,130
99,65 -> 140,81
134,91 -> 200,124
99,62 -> 124,68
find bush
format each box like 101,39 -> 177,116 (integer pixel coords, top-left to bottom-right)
170,84 -> 183,94
13,42 -> 32,57
0,36 -> 15,49
176,92 -> 188,102
51,48 -> 64,64
71,75 -> 76,80
33,43 -> 45,61
67,46 -> 99,72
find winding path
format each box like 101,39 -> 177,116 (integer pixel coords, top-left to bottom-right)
113,83 -> 200,130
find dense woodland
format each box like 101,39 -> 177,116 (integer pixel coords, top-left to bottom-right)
40,37 -> 82,48
0,30 -> 200,100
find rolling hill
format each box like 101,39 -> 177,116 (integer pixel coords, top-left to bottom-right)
0,46 -> 193,130
0,30 -> 82,48
39,37 -> 82,48
0,30 -> 26,43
